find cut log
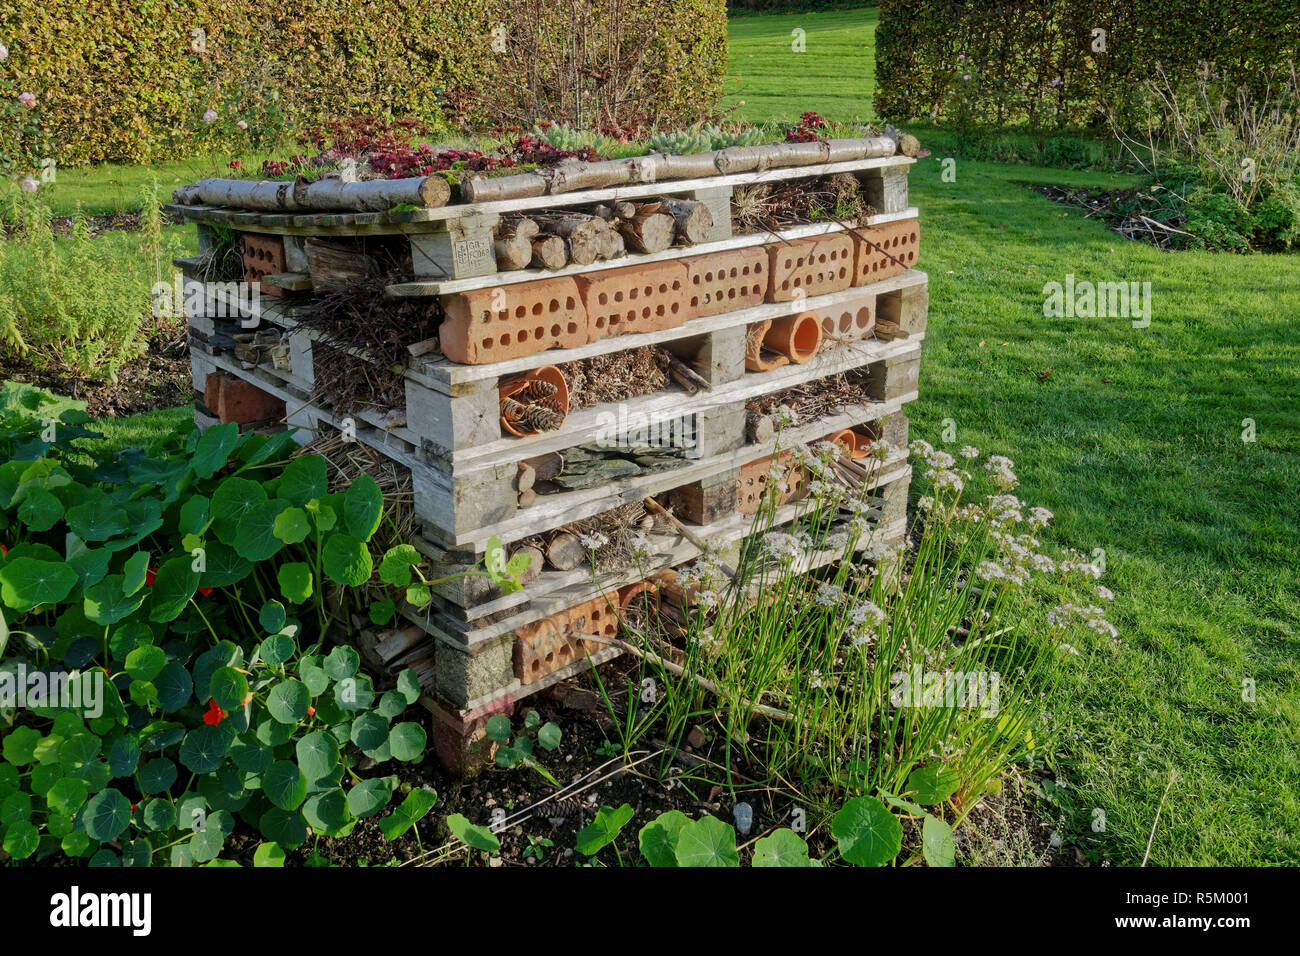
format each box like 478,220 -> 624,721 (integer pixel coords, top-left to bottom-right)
460,173 -> 547,204
516,462 -> 536,492
510,544 -> 545,582
656,198 -> 714,244
530,236 -> 568,270
493,232 -> 533,271
714,141 -> 831,175
173,174 -> 450,211
545,532 -> 586,571
539,214 -> 607,266
617,210 -> 675,254
826,136 -> 902,163
518,488 -> 537,508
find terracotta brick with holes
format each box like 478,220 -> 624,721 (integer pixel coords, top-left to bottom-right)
850,218 -> 920,285
439,277 -> 588,364
513,593 -> 622,685
736,450 -> 810,515
820,290 -> 877,344
576,260 -> 689,339
766,233 -> 854,302
682,247 -> 769,319
204,370 -> 285,426
242,233 -> 288,297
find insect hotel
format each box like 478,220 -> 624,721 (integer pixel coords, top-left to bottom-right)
169,133 -> 928,773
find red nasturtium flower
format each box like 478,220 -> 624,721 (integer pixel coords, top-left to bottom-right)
145,566 -> 158,587
0,543 -> 7,556
306,706 -> 316,718
203,699 -> 228,726
197,586 -> 213,597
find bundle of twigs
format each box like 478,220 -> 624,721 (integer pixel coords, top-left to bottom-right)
745,369 -> 871,422
732,173 -> 870,234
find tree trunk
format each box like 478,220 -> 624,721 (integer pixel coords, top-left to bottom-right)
173,175 -> 450,211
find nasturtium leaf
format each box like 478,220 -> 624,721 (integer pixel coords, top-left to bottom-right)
192,642 -> 240,704
537,722 -> 562,751
299,662 -> 329,696
259,600 -> 287,634
84,576 -> 146,625
485,715 -> 512,743
752,828 -> 813,867
46,777 -> 89,816
296,731 -> 339,784
346,777 -> 393,818
273,507 -> 310,545
188,809 -> 234,863
1,791 -> 31,826
277,563 -> 312,604
266,679 -> 310,724
378,545 -> 421,586
68,546 -> 111,591
142,798 -> 177,832
253,842 -> 286,867
3,725 -> 41,765
322,534 -> 372,587
333,674 -> 375,712
263,761 -> 307,811
209,666 -> 248,711
259,632 -> 296,666
376,690 -> 407,721
122,551 -> 151,595
389,722 -> 426,762
405,585 -> 431,607
350,712 -> 389,752
209,477 -> 267,542
234,500 -> 287,562
306,499 -> 336,532
2,820 -> 39,859
148,557 -> 200,623
278,455 -> 328,507
324,645 -> 359,681
674,815 -> 740,867
83,787 -> 132,841
125,645 -> 166,682
230,734 -> 272,774
396,670 -> 421,705
368,598 -> 395,625
178,495 -> 211,536
832,796 -> 903,867
17,486 -> 63,532
447,813 -> 500,853
343,474 -> 383,539
192,422 -> 239,479
139,721 -> 185,752
139,757 -> 178,794
155,661 -> 193,713
907,765 -> 962,806
65,501 -> 129,542
106,733 -> 141,778
576,803 -> 634,856
378,787 -> 438,841
179,724 -> 234,774
255,715 -> 293,748
198,542 -> 252,588
0,557 -> 78,611
301,789 -> 351,833
922,815 -> 957,867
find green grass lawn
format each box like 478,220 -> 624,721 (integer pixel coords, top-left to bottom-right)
725,7 -> 879,125
4,7 -> 1297,866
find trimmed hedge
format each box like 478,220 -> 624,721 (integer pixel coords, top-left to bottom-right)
873,0 -> 1300,130
0,0 -> 727,167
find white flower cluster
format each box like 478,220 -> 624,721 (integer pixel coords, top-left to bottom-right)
985,455 -> 1018,490
1047,603 -> 1118,640
846,598 -> 887,647
760,530 -> 808,563
578,531 -> 609,550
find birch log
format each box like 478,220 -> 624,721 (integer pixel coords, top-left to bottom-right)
656,198 -> 714,244
172,175 -> 450,211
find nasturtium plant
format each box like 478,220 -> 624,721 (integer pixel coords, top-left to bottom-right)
0,385 -> 481,866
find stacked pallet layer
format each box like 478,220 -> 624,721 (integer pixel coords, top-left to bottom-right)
173,150 -> 929,773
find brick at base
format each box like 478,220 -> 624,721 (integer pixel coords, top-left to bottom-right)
425,692 -> 516,778
204,371 -> 286,426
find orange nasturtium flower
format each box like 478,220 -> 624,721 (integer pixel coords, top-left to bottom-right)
203,699 -> 228,726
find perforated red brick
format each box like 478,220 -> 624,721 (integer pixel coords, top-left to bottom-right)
207,371 -> 285,426
513,594 -> 617,685
820,290 -> 877,343
850,218 -> 920,285
765,234 -> 853,303
736,451 -> 809,515
576,260 -> 689,339
439,277 -> 588,364
682,247 -> 768,319
242,233 -> 288,297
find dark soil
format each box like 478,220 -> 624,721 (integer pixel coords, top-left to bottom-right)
0,328 -> 191,418
289,657 -> 1070,868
